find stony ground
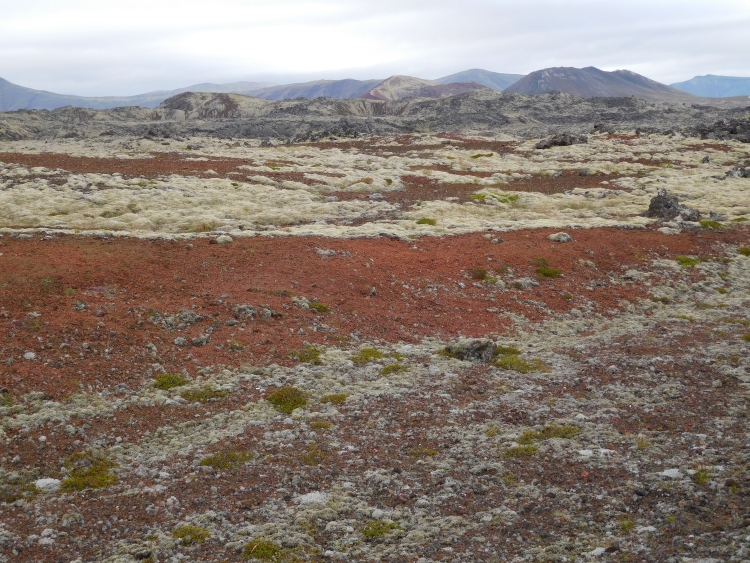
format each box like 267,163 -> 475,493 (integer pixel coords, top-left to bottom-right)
0,132 -> 749,563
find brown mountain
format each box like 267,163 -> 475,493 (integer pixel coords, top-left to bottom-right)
360,75 -> 489,101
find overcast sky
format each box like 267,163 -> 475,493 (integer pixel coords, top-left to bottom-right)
1,0 -> 749,96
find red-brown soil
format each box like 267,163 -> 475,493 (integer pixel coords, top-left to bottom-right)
1,227 -> 745,400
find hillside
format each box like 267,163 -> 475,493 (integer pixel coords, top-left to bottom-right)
434,69 -> 524,91
671,74 -> 750,98
360,75 -> 489,101
241,79 -> 382,100
0,77 -> 276,111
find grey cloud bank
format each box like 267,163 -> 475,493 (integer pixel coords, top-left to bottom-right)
0,0 -> 749,96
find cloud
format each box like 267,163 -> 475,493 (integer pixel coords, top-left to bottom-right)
0,0 -> 748,95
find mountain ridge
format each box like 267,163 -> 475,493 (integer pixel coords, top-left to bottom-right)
671,74 -> 750,98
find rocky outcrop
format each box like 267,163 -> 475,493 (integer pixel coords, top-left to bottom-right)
645,190 -> 701,221
535,133 -> 588,149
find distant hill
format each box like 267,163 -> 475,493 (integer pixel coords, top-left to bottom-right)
504,67 -> 704,104
434,69 -> 524,91
0,77 -> 276,111
671,75 -> 750,98
241,79 -> 382,100
360,75 -> 489,101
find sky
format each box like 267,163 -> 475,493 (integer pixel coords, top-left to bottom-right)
1,0 -> 749,96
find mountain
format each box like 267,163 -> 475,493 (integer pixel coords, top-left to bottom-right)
504,66 -> 704,103
0,77 -> 277,111
434,69 -> 524,91
360,75 -> 489,101
240,79 -> 382,100
671,75 -> 750,98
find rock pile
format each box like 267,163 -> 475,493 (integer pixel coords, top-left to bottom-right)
693,117 -> 750,143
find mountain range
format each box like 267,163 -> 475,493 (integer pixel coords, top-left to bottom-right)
1,67 -> 748,112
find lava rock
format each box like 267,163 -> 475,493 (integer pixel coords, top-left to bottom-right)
535,133 -> 588,150
645,190 -> 701,221
444,338 -> 497,362
725,167 -> 750,179
548,232 -> 572,243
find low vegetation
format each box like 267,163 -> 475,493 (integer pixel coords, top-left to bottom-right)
266,387 -> 308,414
154,373 -> 189,390
173,524 -> 210,545
362,520 -> 402,539
290,345 -> 323,365
199,451 -> 254,469
60,451 -> 118,492
180,386 -> 228,402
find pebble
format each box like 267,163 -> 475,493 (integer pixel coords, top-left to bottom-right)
215,235 -> 233,244
23,351 -> 36,360
371,509 -> 384,519
174,337 -> 187,346
658,468 -> 683,479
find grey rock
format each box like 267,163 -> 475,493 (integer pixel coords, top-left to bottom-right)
445,338 -> 497,362
191,335 -> 209,347
547,232 -> 572,243
215,234 -> 233,244
174,337 -> 187,346
645,190 -> 701,221
73,301 -> 87,311
23,351 -> 36,360
535,132 -> 588,149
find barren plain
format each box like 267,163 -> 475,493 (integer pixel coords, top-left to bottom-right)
1,116 -> 750,563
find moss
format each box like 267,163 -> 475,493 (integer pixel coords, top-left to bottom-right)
534,257 -> 549,267
290,346 -> 323,365
310,420 -> 332,430
266,387 -> 307,414
380,363 -> 407,376
494,346 -> 521,356
60,451 -> 118,492
699,219 -> 722,229
199,451 -> 253,469
470,153 -> 493,159
468,194 -> 487,201
154,373 -> 189,390
300,443 -> 325,466
309,301 -> 330,313
385,178 -> 393,185
0,393 -> 12,407
504,444 -> 538,457
620,518 -> 635,533
743,334 -> 750,342
173,524 -> 210,545
693,467 -> 710,486
361,520 -> 402,539
416,218 -> 436,225
676,255 -> 700,267
737,247 -> 750,256
536,266 -> 561,278
408,447 -> 437,457
518,424 -> 580,445
320,393 -> 348,405
352,347 -> 383,364
180,387 -> 228,403
717,287 -> 728,294
635,436 -> 650,450
494,355 -> 546,374
243,539 -> 281,560
63,287 -> 77,296
732,217 -> 748,222
469,266 -> 492,280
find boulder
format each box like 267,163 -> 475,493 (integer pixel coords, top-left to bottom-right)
645,190 -> 701,221
548,232 -> 572,243
536,133 -> 588,150
444,338 -> 496,362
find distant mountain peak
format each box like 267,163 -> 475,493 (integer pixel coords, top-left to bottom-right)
360,75 -> 489,101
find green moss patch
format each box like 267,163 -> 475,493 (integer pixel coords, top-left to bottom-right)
180,387 -> 228,402
699,220 -> 722,229
416,218 -> 436,225
737,247 -> 750,257
352,347 -> 384,364
173,524 -> 210,545
309,301 -> 330,313
676,255 -> 700,267
154,373 -> 189,390
362,520 -> 402,539
266,387 -> 307,414
290,345 -> 323,365
60,451 -> 118,492
504,444 -> 539,457
320,393 -> 348,405
243,539 -> 281,560
380,363 -> 407,376
199,451 -> 253,469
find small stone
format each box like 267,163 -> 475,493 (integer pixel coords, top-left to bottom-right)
215,235 -> 233,244
658,468 -> 683,479
371,509 -> 384,519
712,379 -> 723,388
444,338 -> 496,362
548,232 -> 572,243
35,478 -> 61,493
226,319 -> 239,326
491,237 -> 504,244
174,337 -> 187,346
23,352 -> 36,360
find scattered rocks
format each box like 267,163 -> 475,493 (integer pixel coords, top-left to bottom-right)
34,478 -> 61,493
645,190 -> 701,222
725,166 -> 750,179
174,337 -> 187,346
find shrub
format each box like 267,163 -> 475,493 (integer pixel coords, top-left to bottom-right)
154,373 -> 189,390
180,387 -> 228,403
676,255 -> 700,267
60,451 -> 118,492
320,393 -> 348,405
416,218 -> 436,225
738,247 -> 750,256
352,347 -> 383,364
243,539 -> 281,560
173,524 -> 210,545
309,301 -> 330,313
380,363 -> 407,376
199,451 -> 253,469
534,257 -> 549,267
266,387 -> 307,414
290,346 -> 323,365
470,266 -> 490,280
699,220 -> 722,229
362,520 -> 402,538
